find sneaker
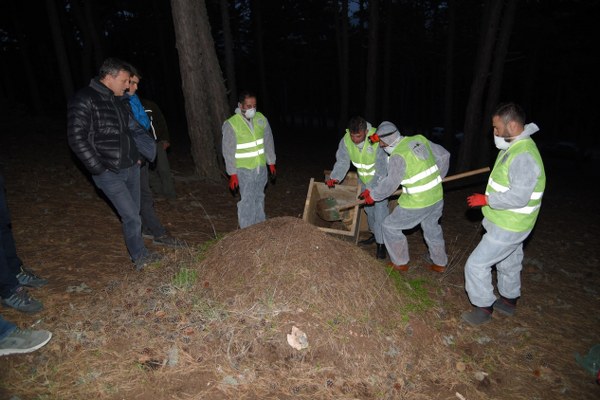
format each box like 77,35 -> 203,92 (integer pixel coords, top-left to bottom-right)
16,266 -> 48,288
0,328 -> 52,356
134,252 -> 164,271
1,286 -> 43,313
153,235 -> 186,248
142,229 -> 154,240
493,297 -> 517,316
461,307 -> 493,326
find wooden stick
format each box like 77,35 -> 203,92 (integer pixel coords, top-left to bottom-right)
337,166 -> 490,211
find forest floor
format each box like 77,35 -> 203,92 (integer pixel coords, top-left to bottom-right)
0,114 -> 599,400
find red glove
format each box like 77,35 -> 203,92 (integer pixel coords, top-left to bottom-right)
359,189 -> 375,205
268,164 -> 276,176
368,133 -> 380,144
326,179 -> 338,188
229,174 -> 239,191
467,193 -> 487,207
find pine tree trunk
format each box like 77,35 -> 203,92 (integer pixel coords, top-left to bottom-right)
335,0 -> 349,132
364,0 -> 379,122
45,0 -> 74,102
170,0 -> 229,180
442,0 -> 456,153
478,0 -> 517,166
219,0 -> 237,110
456,0 -> 504,171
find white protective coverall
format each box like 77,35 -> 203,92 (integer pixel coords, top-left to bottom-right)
222,108 -> 276,229
464,123 -> 545,307
369,122 -> 450,266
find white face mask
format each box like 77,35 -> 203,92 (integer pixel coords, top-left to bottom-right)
243,108 -> 256,119
494,135 -> 512,150
383,137 -> 400,155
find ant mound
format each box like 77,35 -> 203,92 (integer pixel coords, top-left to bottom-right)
198,216 -> 400,326
195,216 -> 422,388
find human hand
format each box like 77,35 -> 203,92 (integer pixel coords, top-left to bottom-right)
359,189 -> 374,205
268,164 -> 276,176
467,193 -> 487,207
162,141 -> 171,150
229,174 -> 239,191
326,179 -> 338,188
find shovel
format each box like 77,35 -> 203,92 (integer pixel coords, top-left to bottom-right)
316,166 -> 490,222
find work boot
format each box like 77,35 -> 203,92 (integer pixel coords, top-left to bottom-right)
493,296 -> 517,316
461,306 -> 493,326
422,255 -> 445,273
359,233 -> 376,245
387,262 -> 409,272
424,263 -> 446,273
376,243 -> 386,259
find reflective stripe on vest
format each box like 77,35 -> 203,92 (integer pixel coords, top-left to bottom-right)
343,127 -> 379,184
391,135 -> 443,208
228,112 -> 267,169
482,138 -> 546,232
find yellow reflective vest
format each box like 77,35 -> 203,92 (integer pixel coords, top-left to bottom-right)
391,135 -> 443,209
343,127 -> 378,184
228,112 -> 267,169
483,138 -> 546,232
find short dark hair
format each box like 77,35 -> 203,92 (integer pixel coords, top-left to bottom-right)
238,90 -> 257,104
99,58 -> 132,79
494,102 -> 526,125
348,116 -> 367,133
128,63 -> 142,79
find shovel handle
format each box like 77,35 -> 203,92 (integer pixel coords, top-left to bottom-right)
337,166 -> 490,212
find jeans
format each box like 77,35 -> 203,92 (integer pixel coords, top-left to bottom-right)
0,174 -> 21,298
140,163 -> 166,238
0,314 -> 17,340
92,165 -> 149,262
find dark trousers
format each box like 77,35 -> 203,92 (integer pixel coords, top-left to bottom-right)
0,174 -> 21,298
140,163 -> 166,238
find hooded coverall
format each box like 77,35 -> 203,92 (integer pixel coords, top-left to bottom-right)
329,127 -> 389,244
464,124 -> 545,307
222,109 -> 276,229
370,135 -> 450,266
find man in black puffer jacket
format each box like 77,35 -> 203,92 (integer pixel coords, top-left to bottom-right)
67,58 -> 159,270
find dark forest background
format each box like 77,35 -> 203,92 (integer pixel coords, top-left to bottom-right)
0,0 -> 598,177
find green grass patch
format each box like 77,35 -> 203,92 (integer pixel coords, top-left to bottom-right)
386,267 -> 435,318
172,267 -> 198,289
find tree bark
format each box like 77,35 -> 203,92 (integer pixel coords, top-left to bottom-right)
456,0 -> 504,171
478,0 -> 517,166
250,0 -> 271,115
364,0 -> 379,122
170,0 -> 229,179
45,0 -> 74,102
219,0 -> 237,109
335,0 -> 349,132
442,0 -> 456,153
380,0 -> 393,120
